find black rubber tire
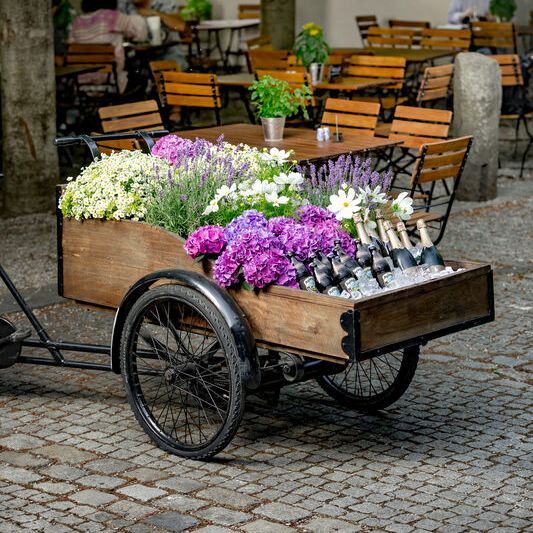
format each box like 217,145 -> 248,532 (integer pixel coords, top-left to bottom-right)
120,284 -> 245,460
316,346 -> 420,412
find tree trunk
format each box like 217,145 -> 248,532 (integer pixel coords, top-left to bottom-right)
0,0 -> 58,217
261,0 -> 295,50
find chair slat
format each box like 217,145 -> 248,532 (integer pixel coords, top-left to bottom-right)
165,95 -> 221,108
423,136 -> 472,155
391,120 -> 450,138
322,111 -> 378,130
99,100 -> 160,119
101,113 -> 164,133
394,106 -> 452,123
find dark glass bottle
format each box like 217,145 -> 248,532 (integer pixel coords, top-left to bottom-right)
368,244 -> 395,288
287,252 -> 318,292
309,254 -> 344,297
331,256 -> 362,299
397,221 -> 422,264
353,215 -> 374,280
383,220 -> 418,273
333,239 -> 364,280
375,209 -> 393,255
417,220 -> 445,272
316,250 -> 332,270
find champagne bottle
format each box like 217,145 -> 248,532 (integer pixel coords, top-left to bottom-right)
367,224 -> 389,258
397,221 -> 422,264
368,244 -> 395,288
287,252 -> 318,293
316,250 -> 332,270
383,220 -> 418,273
375,209 -> 392,254
353,215 -> 374,280
309,254 -> 344,297
417,220 -> 445,272
331,256 -> 363,299
333,239 -> 365,280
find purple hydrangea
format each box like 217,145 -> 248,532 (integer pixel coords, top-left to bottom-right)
310,222 -> 356,257
296,205 -> 336,225
184,225 -> 226,258
267,216 -> 298,236
152,135 -> 196,166
277,223 -> 322,261
223,210 -> 267,243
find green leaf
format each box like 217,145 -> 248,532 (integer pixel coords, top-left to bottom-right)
242,282 -> 255,291
194,254 -> 205,263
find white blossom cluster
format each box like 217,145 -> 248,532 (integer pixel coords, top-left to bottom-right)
59,151 -> 172,221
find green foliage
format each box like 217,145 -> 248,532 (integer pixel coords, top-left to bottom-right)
293,22 -> 330,67
248,75 -> 311,119
489,0 -> 517,20
181,0 -> 212,21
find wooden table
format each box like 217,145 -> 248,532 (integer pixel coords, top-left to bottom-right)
174,123 -> 400,163
218,73 -> 396,91
55,65 -> 104,79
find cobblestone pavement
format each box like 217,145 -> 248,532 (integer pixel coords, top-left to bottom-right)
0,165 -> 532,532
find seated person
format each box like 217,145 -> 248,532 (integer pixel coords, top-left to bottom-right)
448,0 -> 494,24
70,0 -> 148,93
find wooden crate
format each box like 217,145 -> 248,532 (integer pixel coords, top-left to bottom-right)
59,218 -> 494,363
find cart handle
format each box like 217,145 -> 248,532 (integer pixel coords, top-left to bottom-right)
54,130 -> 169,160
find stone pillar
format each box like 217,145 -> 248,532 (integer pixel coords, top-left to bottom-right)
261,0 -> 295,50
0,0 -> 58,216
453,53 -> 501,201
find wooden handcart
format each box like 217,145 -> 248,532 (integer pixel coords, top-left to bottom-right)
0,134 -> 495,459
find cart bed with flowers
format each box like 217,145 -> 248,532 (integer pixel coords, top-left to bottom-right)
1,133 -> 494,459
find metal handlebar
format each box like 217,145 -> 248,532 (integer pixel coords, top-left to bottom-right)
54,130 -> 169,160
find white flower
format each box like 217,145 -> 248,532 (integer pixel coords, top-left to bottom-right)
273,171 -> 304,190
362,207 -> 377,231
214,183 -> 237,201
391,192 -> 414,220
260,147 -> 293,165
265,191 -> 290,207
202,199 -> 220,216
328,187 -> 361,221
358,185 -> 388,206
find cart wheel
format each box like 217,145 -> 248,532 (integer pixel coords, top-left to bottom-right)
316,346 -> 419,412
120,284 -> 245,460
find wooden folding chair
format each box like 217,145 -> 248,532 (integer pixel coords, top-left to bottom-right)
346,55 -> 408,117
367,27 -> 415,49
404,136 -> 473,244
150,59 -> 180,100
97,100 -> 164,154
161,71 -> 222,127
389,20 -> 430,46
246,34 -> 273,50
238,4 -> 261,19
470,21 -> 517,53
490,54 -> 532,177
420,28 -> 471,51
321,98 -> 380,137
247,49 -> 289,73
386,106 -> 453,179
355,15 -> 378,46
416,64 -> 454,107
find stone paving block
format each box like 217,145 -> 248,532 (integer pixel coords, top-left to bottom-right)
39,465 -> 86,481
195,506 -> 252,526
33,482 -> 74,495
117,484 -> 168,501
196,487 -> 260,510
85,458 -> 133,474
156,477 -> 206,493
106,500 -> 157,520
155,494 -> 207,512
241,519 -> 297,532
69,489 -> 118,506
253,502 -> 312,522
0,451 -> 48,468
144,511 -> 199,532
77,474 -> 126,490
303,517 -> 357,532
0,465 -> 42,484
124,467 -> 170,483
191,527 -> 234,533
33,445 -> 96,464
0,435 -> 46,450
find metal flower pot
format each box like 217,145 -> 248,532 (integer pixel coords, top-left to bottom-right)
308,63 -> 325,85
261,117 -> 286,142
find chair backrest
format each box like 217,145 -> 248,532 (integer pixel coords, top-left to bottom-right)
248,49 -> 289,72
355,15 -> 378,45
161,71 -> 221,109
150,59 -> 181,78
321,98 -> 380,137
98,100 -> 164,133
389,106 -> 452,147
420,28 -> 471,51
409,136 -> 473,242
246,34 -> 272,50
389,20 -> 430,45
470,21 -> 517,52
347,55 -> 407,90
489,54 -> 524,86
416,64 -> 454,105
238,4 -> 260,19
367,27 -> 415,48
66,43 -> 115,72
255,69 -> 315,106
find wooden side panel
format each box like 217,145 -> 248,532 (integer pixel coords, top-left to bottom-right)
61,219 -> 492,362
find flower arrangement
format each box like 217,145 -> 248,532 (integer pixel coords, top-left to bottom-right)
248,75 -> 311,119
293,22 -> 331,67
59,151 -> 172,221
181,0 -> 212,21
489,0 -> 516,21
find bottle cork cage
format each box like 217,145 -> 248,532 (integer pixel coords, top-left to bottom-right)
59,217 -> 494,363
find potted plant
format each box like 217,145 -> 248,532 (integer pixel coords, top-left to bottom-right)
181,0 -> 212,22
249,75 -> 311,142
489,0 -> 517,21
293,22 -> 331,84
